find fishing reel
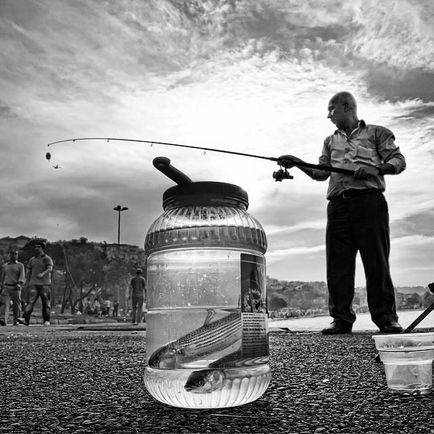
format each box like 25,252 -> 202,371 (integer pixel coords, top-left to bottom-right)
272,167 -> 293,182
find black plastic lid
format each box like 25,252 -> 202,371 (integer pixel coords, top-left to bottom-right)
162,182 -> 249,210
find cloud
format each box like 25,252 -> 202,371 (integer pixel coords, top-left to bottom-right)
351,0 -> 434,72
363,67 -> 434,102
345,0 -> 434,102
392,210 -> 434,238
390,234 -> 434,285
393,103 -> 434,120
0,101 -> 16,119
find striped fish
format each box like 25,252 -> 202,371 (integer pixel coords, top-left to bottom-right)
148,310 -> 242,369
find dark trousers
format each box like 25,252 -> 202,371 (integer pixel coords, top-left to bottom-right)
326,190 -> 398,328
131,295 -> 144,324
23,285 -> 51,323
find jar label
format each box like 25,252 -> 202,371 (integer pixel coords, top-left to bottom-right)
241,312 -> 268,359
240,253 -> 267,314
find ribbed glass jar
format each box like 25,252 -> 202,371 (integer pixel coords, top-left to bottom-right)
143,182 -> 271,408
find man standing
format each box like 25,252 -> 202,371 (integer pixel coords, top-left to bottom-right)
0,250 -> 26,326
112,300 -> 119,317
23,241 -> 54,326
278,91 -> 406,335
129,268 -> 146,325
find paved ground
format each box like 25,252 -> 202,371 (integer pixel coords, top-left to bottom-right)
0,324 -> 433,434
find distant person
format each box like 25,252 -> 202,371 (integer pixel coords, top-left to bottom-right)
94,299 -> 102,317
23,241 -> 54,326
104,299 -> 112,316
129,268 -> 146,325
0,250 -> 26,326
112,300 -> 119,317
278,91 -> 406,335
84,298 -> 92,315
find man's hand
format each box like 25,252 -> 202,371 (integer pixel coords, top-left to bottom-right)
277,155 -> 302,169
36,272 -> 45,278
354,165 -> 380,180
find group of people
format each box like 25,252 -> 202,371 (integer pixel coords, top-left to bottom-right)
1,241 -> 148,327
82,298 -> 119,317
0,241 -> 53,326
82,268 -> 147,325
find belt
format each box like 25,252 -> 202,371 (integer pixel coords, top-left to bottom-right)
4,283 -> 20,287
332,188 -> 380,200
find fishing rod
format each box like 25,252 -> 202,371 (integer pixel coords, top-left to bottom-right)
45,137 -> 355,180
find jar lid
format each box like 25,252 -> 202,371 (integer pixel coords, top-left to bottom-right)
162,182 -> 249,210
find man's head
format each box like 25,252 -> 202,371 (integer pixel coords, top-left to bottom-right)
34,241 -> 46,255
327,92 -> 358,130
8,250 -> 18,261
136,268 -> 143,275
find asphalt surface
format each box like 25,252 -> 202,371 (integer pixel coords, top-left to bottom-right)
0,324 -> 433,434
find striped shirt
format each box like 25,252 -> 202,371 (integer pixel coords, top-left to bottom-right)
310,120 -> 406,199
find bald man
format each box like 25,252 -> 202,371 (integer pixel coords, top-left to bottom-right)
278,91 -> 406,335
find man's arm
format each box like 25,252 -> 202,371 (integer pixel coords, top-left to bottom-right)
18,263 -> 26,285
37,257 -> 53,278
375,126 -> 406,174
354,128 -> 406,179
128,279 -> 133,299
26,259 -> 32,286
0,264 -> 5,294
142,277 -> 147,298
277,139 -> 331,181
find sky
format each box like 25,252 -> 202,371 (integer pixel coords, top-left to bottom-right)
0,0 -> 433,286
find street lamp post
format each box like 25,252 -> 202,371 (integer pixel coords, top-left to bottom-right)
113,205 -> 128,249
113,205 -> 128,314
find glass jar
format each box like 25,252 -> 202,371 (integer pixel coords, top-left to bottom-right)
143,181 -> 270,408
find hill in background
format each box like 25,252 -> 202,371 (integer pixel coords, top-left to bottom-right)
267,277 -> 433,316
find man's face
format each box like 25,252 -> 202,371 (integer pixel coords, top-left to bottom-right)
327,98 -> 349,129
34,245 -> 43,255
9,251 -> 18,261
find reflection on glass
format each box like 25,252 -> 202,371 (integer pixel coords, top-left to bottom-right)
147,249 -> 242,309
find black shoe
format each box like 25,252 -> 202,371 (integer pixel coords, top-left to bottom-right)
379,321 -> 403,334
321,322 -> 352,335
